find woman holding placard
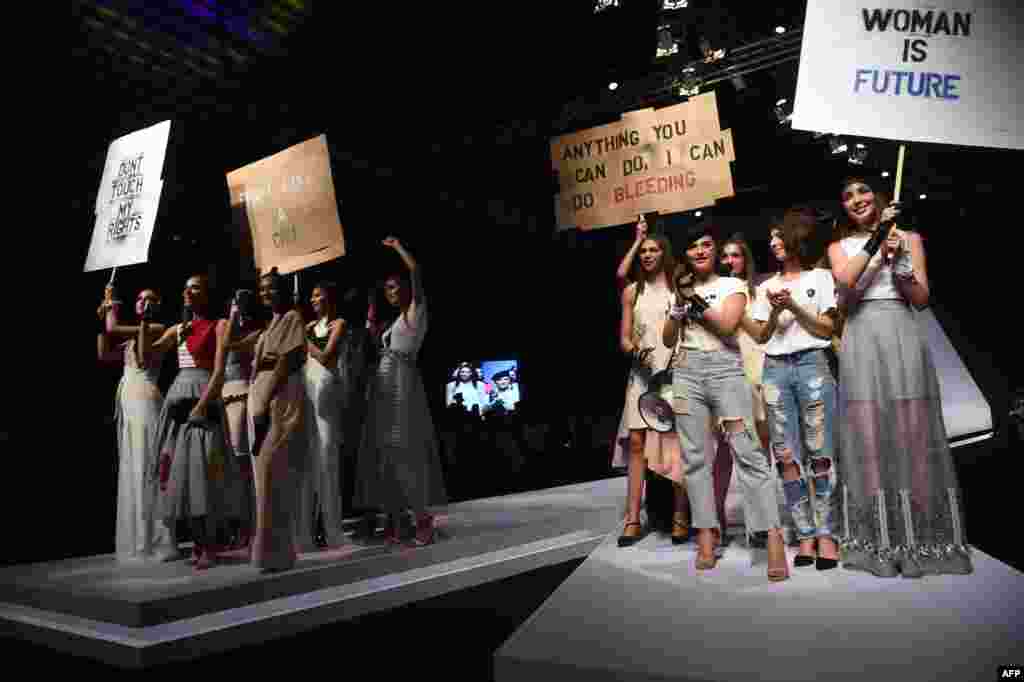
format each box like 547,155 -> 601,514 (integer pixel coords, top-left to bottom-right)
97,284 -> 176,561
613,216 -> 691,547
295,280 -> 349,550
827,177 -> 972,577
241,268 -> 309,572
745,209 -> 841,571
143,274 -> 240,571
663,223 -> 788,581
354,237 -> 446,546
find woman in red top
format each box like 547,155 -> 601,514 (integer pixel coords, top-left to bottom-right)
143,274 -> 242,570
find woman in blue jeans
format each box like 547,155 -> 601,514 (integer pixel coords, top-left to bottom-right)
748,207 -> 840,570
663,224 -> 788,582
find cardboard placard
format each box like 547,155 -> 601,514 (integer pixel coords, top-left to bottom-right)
227,134 -> 345,275
551,92 -> 736,231
83,120 -> 171,272
792,0 -> 1023,150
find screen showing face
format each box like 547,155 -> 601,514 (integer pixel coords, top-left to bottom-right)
445,359 -> 521,418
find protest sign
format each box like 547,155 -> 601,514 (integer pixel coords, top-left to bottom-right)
552,92 -> 735,231
83,120 -> 171,272
792,0 -> 1023,149
227,134 -> 345,275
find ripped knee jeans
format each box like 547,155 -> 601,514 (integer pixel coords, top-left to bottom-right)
762,349 -> 838,540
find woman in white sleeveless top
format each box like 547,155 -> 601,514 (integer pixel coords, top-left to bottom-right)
296,280 -> 348,550
354,237 -> 447,546
827,176 -> 971,578
613,218 -> 690,547
97,284 -> 175,561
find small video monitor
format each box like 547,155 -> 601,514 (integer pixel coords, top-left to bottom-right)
445,359 -> 521,419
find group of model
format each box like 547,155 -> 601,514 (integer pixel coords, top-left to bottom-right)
612,176 -> 972,582
98,237 -> 446,573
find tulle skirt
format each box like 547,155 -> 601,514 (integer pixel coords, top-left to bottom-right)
836,300 -> 972,576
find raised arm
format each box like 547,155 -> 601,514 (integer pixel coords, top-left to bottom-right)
616,216 -> 647,289
384,236 -> 424,306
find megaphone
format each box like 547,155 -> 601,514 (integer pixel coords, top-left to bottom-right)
638,369 -> 676,433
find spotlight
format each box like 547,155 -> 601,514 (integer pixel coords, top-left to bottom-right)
608,82 -> 619,90
662,0 -> 688,8
775,26 -> 786,34
695,210 -> 703,217
677,70 -> 701,96
919,193 -> 927,199
829,137 -> 848,155
848,146 -> 868,165
774,98 -> 792,125
881,171 -> 890,178
593,0 -> 619,13
656,26 -> 679,57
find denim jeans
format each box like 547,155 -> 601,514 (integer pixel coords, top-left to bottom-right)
672,349 -> 779,533
762,348 -> 838,540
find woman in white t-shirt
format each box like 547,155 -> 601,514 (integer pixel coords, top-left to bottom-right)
826,177 -> 971,578
663,224 -> 788,581
748,208 -> 840,571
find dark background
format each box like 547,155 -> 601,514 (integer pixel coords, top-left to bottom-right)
14,1 -> 1022,570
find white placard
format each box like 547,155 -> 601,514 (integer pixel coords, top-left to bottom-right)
83,121 -> 171,272
792,1 -> 1023,150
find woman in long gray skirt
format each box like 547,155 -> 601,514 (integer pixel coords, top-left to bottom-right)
827,177 -> 972,578
143,274 -> 241,570
355,237 -> 446,546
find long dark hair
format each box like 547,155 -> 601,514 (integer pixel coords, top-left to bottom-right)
833,176 -> 891,242
629,233 -> 676,303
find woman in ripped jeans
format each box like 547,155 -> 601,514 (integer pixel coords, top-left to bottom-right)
663,224 -> 789,582
748,207 -> 840,570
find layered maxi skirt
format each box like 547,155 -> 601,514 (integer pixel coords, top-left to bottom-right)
354,349 -> 447,513
837,300 -> 972,576
148,368 -> 244,524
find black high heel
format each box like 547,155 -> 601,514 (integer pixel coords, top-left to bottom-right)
815,557 -> 838,571
794,555 -> 816,567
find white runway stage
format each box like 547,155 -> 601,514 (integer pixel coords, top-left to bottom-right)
1,479 -> 624,668
494,530 -> 1024,682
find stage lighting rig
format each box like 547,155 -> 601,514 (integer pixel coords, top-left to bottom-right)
657,25 -> 680,58
848,142 -> 868,165
829,137 -> 849,155
662,0 -> 688,9
594,0 -> 619,13
774,98 -> 793,125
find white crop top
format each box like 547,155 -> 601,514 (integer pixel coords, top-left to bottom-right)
840,235 -> 902,300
